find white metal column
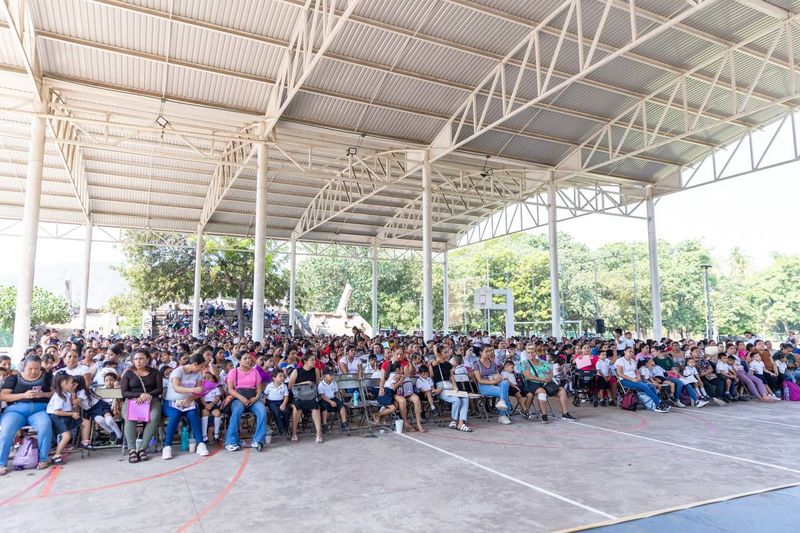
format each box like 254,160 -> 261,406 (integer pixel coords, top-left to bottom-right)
371,240 -> 378,335
548,181 -> 561,339
12,100 -> 47,359
646,190 -> 663,340
442,249 -> 449,335
421,151 -> 433,340
252,139 -> 268,342
288,235 -> 297,335
192,228 -> 202,337
78,220 -> 92,330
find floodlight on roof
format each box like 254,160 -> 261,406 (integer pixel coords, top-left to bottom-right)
346,146 -> 358,156
155,115 -> 169,128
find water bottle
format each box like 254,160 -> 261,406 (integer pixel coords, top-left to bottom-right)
188,437 -> 197,453
783,384 -> 790,401
180,426 -> 189,451
353,391 -> 360,407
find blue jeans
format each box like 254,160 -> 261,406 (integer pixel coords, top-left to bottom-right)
667,378 -> 697,402
621,379 -> 661,406
478,381 -> 510,415
439,391 -> 469,421
225,399 -> 268,446
267,400 -> 290,435
162,402 -> 204,446
0,402 -> 53,465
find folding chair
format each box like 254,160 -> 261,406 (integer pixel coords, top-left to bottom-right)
333,374 -> 361,434
359,377 -> 385,436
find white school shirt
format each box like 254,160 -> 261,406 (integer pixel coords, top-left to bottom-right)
47,391 -> 74,415
715,361 -> 732,375
317,380 -> 338,399
651,365 -> 666,378
639,366 -> 653,380
683,366 -> 699,378
341,357 -> 361,374
202,387 -> 221,403
776,360 -> 787,374
750,360 -> 765,375
77,389 -> 101,410
415,376 -> 434,392
615,357 -> 637,380
595,359 -> 611,377
500,370 -> 518,387
265,382 -> 288,401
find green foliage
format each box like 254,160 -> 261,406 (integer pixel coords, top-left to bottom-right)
106,292 -> 143,336
0,286 -> 71,331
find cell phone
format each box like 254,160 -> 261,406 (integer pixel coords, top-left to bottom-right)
32,386 -> 42,395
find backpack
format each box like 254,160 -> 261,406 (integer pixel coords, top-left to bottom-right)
12,436 -> 39,470
619,391 -> 638,411
637,391 -> 656,411
786,381 -> 800,401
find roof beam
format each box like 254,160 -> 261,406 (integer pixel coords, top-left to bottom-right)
426,0 -> 719,163
0,0 -> 91,220
556,16 -> 800,180
734,0 -> 792,19
198,0 -> 362,229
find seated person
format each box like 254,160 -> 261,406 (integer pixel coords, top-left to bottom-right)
265,372 -> 291,437
501,360 -> 533,419
517,349 -> 577,422
415,366 -> 441,417
200,372 -> 223,444
616,347 -> 669,413
317,370 -> 349,433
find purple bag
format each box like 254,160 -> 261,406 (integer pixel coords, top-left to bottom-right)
786,381 -> 800,401
12,436 -> 38,470
126,400 -> 151,422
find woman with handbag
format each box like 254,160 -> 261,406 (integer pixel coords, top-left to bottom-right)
222,352 -> 267,452
518,347 -> 577,423
431,344 -> 471,432
473,346 -> 513,425
288,353 -> 324,444
120,349 -> 163,463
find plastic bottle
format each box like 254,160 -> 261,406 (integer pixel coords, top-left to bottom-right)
180,426 -> 189,451
353,391 -> 360,407
783,384 -> 790,401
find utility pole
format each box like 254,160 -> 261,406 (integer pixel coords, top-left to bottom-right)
701,264 -> 713,340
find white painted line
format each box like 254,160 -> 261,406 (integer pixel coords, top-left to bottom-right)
396,432 -> 617,520
675,409 -> 800,429
568,420 -> 800,475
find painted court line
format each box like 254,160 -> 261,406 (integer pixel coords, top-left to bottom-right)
676,409 -> 800,429
568,420 -> 800,475
397,432 -> 616,520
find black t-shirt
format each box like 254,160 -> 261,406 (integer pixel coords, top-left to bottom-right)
2,372 -> 52,404
433,361 -> 452,382
294,366 -> 317,385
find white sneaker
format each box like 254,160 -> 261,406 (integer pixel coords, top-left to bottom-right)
675,401 -> 686,408
711,397 -> 726,406
196,442 -> 209,457
498,415 -> 511,425
696,400 -> 709,408
161,445 -> 173,460
495,400 -> 508,411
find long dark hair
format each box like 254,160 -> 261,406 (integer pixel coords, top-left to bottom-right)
74,374 -> 100,401
52,373 -> 75,401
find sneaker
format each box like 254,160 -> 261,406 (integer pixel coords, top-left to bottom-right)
80,442 -> 94,450
602,399 -> 609,407
161,445 -> 173,460
711,397 -> 726,406
251,442 -> 263,452
225,444 -> 241,452
115,437 -> 123,446
340,422 -> 349,432
562,412 -> 577,421
696,400 -> 709,408
196,442 -> 209,457
654,407 -> 669,413
675,400 -> 686,408
541,414 -> 549,423
592,398 -> 599,407
495,400 -> 508,411
498,415 -> 511,425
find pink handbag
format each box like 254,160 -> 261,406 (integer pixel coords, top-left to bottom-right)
126,371 -> 151,422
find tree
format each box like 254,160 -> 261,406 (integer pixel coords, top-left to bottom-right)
756,254 -> 800,336
0,286 -> 71,332
106,292 -> 143,336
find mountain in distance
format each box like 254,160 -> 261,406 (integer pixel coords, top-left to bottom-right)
0,261 -> 128,309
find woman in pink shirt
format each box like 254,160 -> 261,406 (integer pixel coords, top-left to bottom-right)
223,352 -> 267,452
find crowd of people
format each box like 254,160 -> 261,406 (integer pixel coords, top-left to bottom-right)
0,321 -> 798,476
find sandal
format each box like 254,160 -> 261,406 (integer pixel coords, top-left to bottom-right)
448,421 -> 458,430
138,449 -> 149,462
0,466 -> 7,476
315,435 -> 323,444
290,434 -> 298,443
128,450 -> 140,464
52,456 -> 64,465
457,424 -> 473,432
36,461 -> 50,471
416,425 -> 427,433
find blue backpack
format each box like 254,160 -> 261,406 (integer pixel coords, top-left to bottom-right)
12,436 -> 39,470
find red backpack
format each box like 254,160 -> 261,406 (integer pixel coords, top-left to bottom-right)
619,391 -> 638,411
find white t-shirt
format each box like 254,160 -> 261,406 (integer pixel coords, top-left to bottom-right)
340,357 -> 361,374
57,364 -> 92,379
595,359 -> 611,377
615,357 -> 637,380
265,382 -> 288,401
640,366 -> 653,380
416,376 -> 434,391
202,387 -> 221,404
165,366 -> 202,402
651,365 -> 666,378
750,360 -> 765,375
500,370 -> 518,387
715,361 -> 731,375
47,391 -> 73,414
77,389 -> 101,410
317,380 -> 338,399
683,366 -> 699,378
776,360 -> 787,373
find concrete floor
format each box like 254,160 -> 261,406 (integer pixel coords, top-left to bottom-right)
2,400 -> 800,532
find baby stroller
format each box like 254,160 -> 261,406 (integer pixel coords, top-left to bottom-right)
571,369 -> 598,407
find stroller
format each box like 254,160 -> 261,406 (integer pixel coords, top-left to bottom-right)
571,369 -> 599,407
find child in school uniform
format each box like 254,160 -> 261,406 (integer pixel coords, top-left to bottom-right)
46,374 -> 81,465
265,372 -> 291,437
200,371 -> 223,443
415,366 -> 440,416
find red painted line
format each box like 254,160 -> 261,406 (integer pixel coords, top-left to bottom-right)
0,469 -> 53,507
175,449 -> 251,533
9,448 -> 220,506
39,466 -> 61,497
